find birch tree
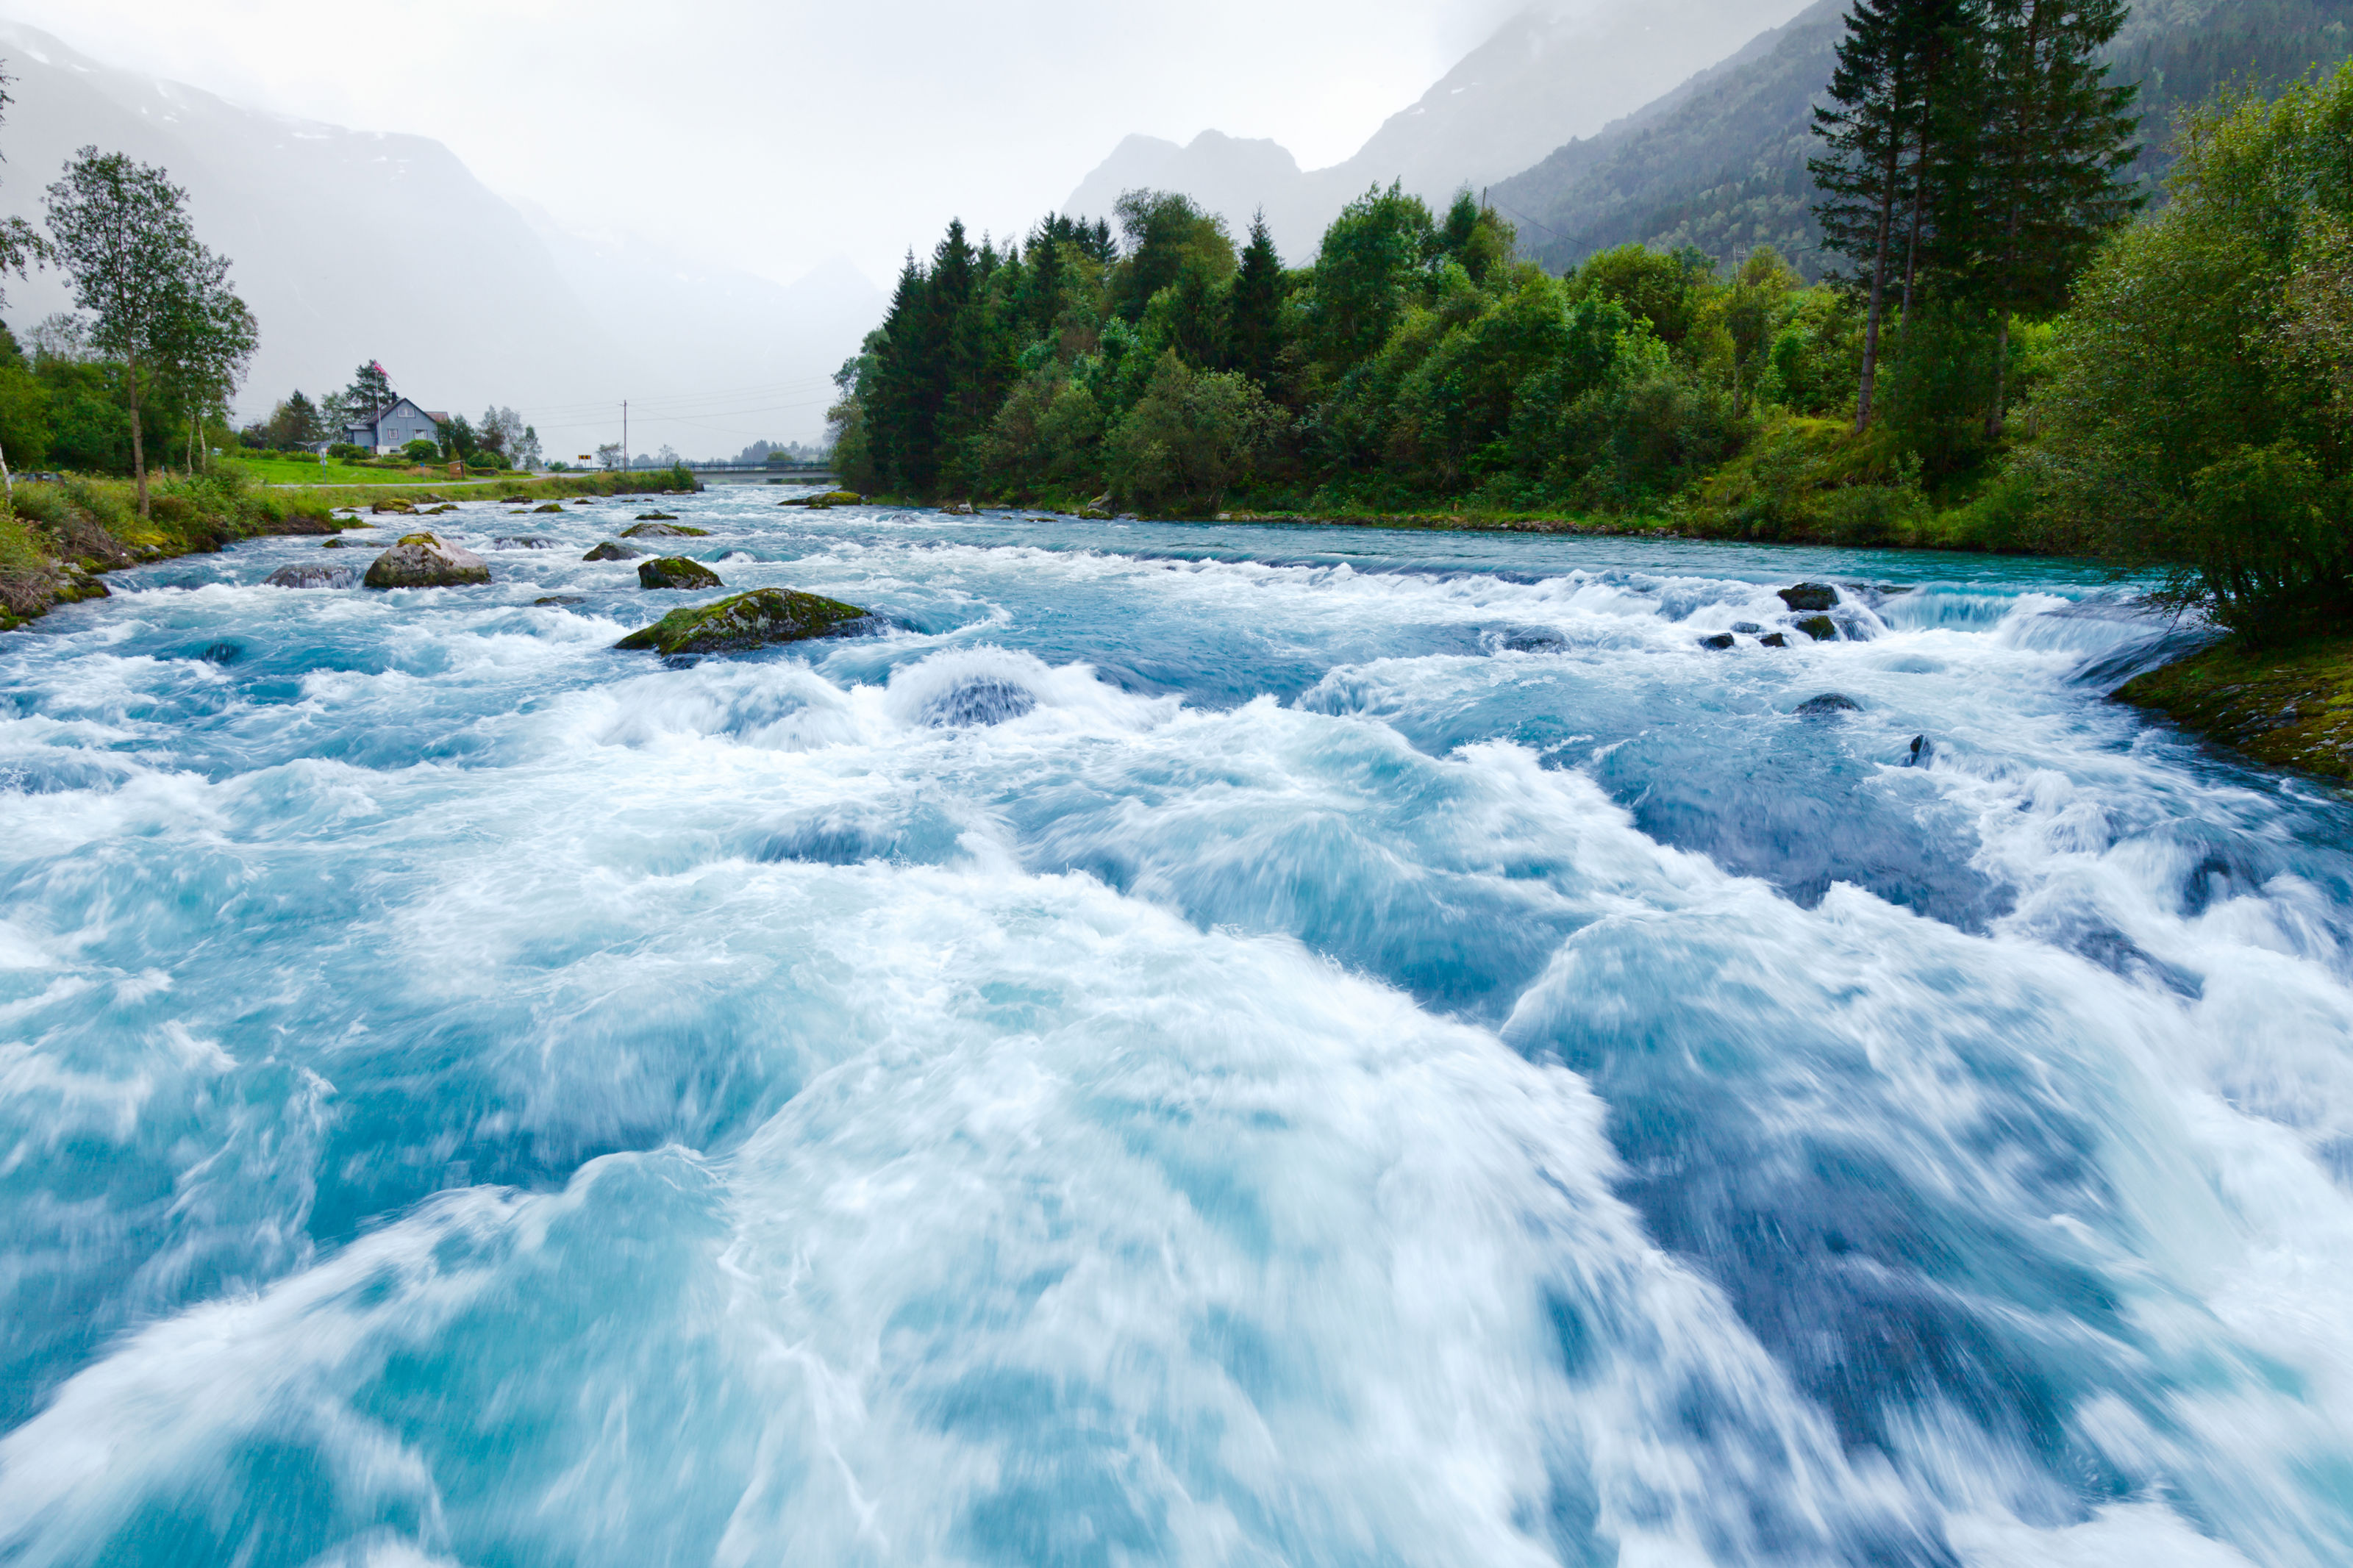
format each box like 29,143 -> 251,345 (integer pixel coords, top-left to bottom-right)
44,148 -> 203,518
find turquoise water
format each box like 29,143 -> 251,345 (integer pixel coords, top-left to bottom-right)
1,493 -> 2349,1566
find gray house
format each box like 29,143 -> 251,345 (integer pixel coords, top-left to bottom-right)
344,397 -> 447,453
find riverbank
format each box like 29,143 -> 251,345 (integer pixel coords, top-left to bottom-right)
2114,634 -> 2353,781
0,468 -> 703,629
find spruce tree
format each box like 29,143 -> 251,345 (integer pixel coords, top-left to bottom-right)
1813,0 -> 1974,429
865,251 -> 932,493
1941,0 -> 2139,438
1895,0 -> 1970,332
1812,0 -> 1924,429
1226,211 -> 1284,387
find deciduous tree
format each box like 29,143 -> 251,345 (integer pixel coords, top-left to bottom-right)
44,148 -> 204,515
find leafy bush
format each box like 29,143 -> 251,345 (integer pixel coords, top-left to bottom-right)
2033,63 -> 2353,635
1106,352 -> 1288,514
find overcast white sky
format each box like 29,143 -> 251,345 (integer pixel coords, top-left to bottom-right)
4,0 -> 1571,290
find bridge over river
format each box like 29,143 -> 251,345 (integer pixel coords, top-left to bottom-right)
682,462 -> 838,486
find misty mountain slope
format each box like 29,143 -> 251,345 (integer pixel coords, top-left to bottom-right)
1338,0 -> 1814,204
0,18 -> 611,422
1063,0 -> 1813,262
0,19 -> 878,445
1064,131 -> 1331,261
1491,0 -> 2353,277
1489,0 -> 1843,276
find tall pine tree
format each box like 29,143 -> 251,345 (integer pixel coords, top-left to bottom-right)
1895,0 -> 1970,332
1225,211 -> 1284,387
1813,0 -> 1939,428
1941,0 -> 2139,438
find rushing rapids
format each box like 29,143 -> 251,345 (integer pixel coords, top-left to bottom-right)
0,493 -> 2348,1567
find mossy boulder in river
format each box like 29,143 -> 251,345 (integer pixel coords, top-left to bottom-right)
621,520 -> 710,538
638,556 -> 722,590
362,533 -> 491,589
615,588 -> 872,655
583,540 -> 642,560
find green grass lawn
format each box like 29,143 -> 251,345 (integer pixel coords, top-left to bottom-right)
224,456 -> 525,487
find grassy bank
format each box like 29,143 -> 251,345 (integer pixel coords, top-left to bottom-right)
0,466 -> 705,629
2114,636 -> 2353,781
227,455 -> 516,487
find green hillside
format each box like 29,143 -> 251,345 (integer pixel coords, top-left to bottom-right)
1491,0 -> 2353,277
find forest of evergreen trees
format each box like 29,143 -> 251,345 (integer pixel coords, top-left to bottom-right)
831,0 -> 2352,637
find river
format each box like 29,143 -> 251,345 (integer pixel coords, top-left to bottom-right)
1,493 -> 2348,1566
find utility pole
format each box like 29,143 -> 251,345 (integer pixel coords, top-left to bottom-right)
622,401 -> 629,472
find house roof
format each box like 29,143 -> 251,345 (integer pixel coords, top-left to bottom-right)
346,397 -> 441,433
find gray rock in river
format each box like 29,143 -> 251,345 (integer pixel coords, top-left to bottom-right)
265,564 -> 356,589
1732,622 -> 1763,634
533,594 -> 588,606
1697,632 -> 1737,651
1794,693 -> 1863,717
583,541 -> 642,561
1794,614 -> 1840,642
1757,632 -> 1790,648
492,536 -> 554,550
620,520 -> 710,538
361,534 -> 490,589
1777,582 -> 1840,613
638,556 -> 723,590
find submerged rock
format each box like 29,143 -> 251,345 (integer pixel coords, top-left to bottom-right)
492,536 -> 554,550
533,594 -> 588,606
583,540 -> 642,560
361,533 -> 491,589
1795,615 -> 1840,642
265,564 -> 356,589
1794,692 -> 1863,716
614,587 -> 871,655
1732,621 -> 1763,634
638,556 -> 723,590
1907,734 -> 1935,766
621,520 -> 710,538
259,511 -> 342,536
1697,632 -> 1737,651
921,678 -> 1038,727
1778,582 -> 1840,613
